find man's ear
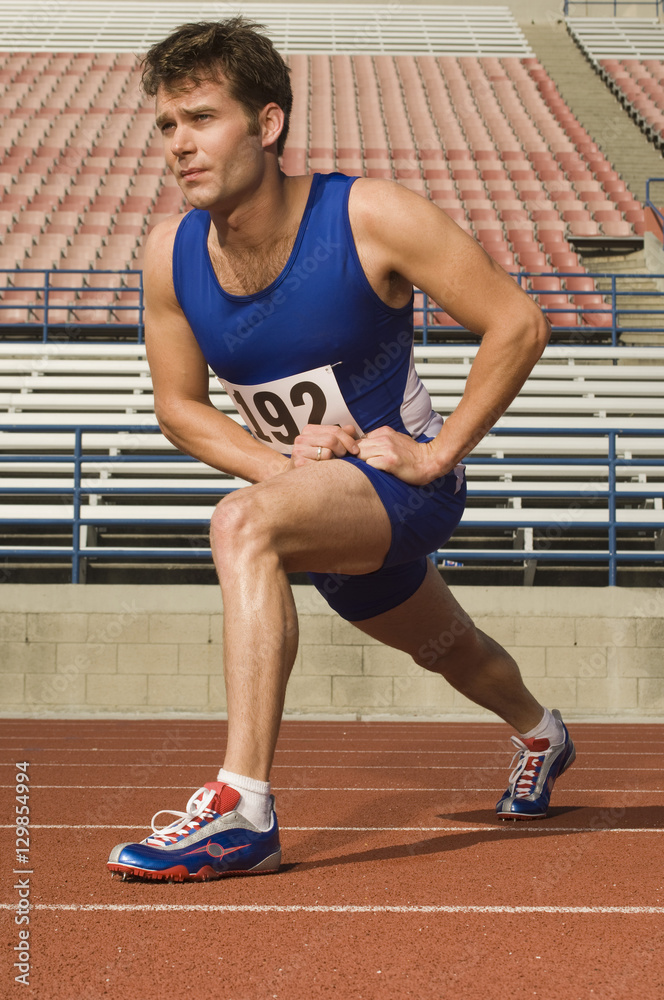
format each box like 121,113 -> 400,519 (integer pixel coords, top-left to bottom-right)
260,102 -> 285,149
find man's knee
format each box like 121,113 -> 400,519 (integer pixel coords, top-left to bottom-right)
210,489 -> 275,557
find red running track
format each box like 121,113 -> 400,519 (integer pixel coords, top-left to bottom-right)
1,719 -> 663,999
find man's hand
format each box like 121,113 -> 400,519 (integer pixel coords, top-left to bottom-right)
356,427 -> 441,486
284,423 -> 361,471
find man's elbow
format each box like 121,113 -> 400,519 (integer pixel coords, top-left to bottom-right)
154,397 -> 186,446
523,301 -> 551,359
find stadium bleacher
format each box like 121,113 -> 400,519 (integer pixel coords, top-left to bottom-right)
567,16 -> 664,147
0,29 -> 649,329
0,2 -> 663,585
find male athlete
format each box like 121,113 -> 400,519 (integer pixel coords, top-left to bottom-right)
108,18 -> 576,882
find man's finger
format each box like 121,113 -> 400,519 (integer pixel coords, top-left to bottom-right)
301,424 -> 360,456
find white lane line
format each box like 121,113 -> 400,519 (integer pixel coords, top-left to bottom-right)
1,737 -> 660,744
2,765 -> 663,790
0,765 -> 658,774
0,903 -> 661,915
0,784 -> 661,794
0,776 -> 659,793
0,824 -> 661,833
1,749 -> 661,755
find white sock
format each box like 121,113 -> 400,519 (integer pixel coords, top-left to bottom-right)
216,768 -> 272,832
520,707 -> 564,746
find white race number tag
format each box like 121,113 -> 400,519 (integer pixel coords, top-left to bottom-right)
218,364 -> 363,455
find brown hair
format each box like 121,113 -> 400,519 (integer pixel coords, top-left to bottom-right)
141,17 -> 292,155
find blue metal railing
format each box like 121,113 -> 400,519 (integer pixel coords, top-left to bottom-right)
2,268 -> 660,349
0,424 -> 662,584
419,272 -> 662,348
0,269 -> 144,343
564,1 -> 663,14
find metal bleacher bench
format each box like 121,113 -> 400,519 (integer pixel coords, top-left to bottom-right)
1,342 -> 663,581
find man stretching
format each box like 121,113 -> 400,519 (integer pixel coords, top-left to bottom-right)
108,17 -> 575,882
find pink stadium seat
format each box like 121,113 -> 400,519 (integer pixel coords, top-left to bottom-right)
111,290 -> 140,324
615,197 -> 642,215
72,233 -> 105,248
593,209 -> 622,223
530,273 -> 562,293
584,197 -> 612,215
501,208 -> 530,224
537,230 -> 566,250
566,220 -> 601,237
549,249 -> 581,269
571,291 -> 605,309
0,295 -> 35,324
12,177 -> 43,199
543,294 -> 579,327
474,219 -> 505,238
600,220 -> 635,237
561,208 -> 591,223
516,249 -> 548,270
529,208 -> 559,224
33,231 -> 69,251
3,232 -> 35,251
61,245 -> 98,269
581,304 -> 613,328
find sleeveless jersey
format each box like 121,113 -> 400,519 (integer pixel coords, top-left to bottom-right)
172,171 -> 443,455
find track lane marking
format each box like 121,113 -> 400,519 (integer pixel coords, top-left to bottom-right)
1,749 -> 662,755
0,903 -> 662,914
0,764 -> 659,773
0,784 -> 660,793
0,784 -> 661,793
1,737 -> 660,744
0,824 -> 661,832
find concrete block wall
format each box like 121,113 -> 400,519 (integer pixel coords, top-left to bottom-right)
1,584 -> 663,719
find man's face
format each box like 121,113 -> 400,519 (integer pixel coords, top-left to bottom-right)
155,75 -> 264,212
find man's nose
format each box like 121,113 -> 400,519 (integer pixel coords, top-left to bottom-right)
170,124 -> 195,156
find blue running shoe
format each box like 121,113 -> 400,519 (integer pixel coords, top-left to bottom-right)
496,710 -> 576,820
107,782 -> 281,881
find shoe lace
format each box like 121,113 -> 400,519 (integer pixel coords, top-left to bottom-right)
145,786 -> 218,846
507,736 -> 552,799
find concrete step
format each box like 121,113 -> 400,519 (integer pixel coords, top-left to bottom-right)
592,279 -> 659,292
586,250 -> 647,272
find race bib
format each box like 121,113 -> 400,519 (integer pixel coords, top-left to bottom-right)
218,364 -> 363,455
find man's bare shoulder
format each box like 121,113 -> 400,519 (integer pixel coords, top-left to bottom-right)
349,176 -> 440,237
351,175 -> 429,207
143,212 -> 191,276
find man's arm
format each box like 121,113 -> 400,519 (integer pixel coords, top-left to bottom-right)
143,217 -> 287,483
349,179 -> 551,484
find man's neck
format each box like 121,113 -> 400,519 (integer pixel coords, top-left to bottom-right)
208,167 -> 294,256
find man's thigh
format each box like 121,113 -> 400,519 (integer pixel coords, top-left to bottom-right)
216,457 -> 392,576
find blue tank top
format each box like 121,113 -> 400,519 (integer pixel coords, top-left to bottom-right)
172,172 -> 442,452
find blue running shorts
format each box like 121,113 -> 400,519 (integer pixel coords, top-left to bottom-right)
307,457 -> 466,621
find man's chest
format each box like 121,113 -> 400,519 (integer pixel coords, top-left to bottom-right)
207,231 -> 298,296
